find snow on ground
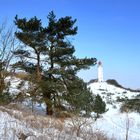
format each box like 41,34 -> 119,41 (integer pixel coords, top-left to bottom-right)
2,79 -> 140,140
0,106 -> 49,140
89,82 -> 140,113
0,106 -> 84,140
89,82 -> 140,140
89,82 -> 139,100
93,111 -> 140,140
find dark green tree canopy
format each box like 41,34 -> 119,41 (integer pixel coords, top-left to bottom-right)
13,11 -> 97,116
93,94 -> 106,119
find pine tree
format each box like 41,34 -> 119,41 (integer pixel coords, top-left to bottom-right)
93,94 -> 106,120
63,77 -> 95,116
13,11 -> 97,116
13,15 -> 48,111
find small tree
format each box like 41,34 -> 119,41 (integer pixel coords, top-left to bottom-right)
63,77 -> 95,116
93,94 -> 106,120
0,21 -> 18,104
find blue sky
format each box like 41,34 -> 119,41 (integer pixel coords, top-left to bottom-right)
1,0 -> 140,88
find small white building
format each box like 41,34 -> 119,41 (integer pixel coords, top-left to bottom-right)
98,61 -> 103,82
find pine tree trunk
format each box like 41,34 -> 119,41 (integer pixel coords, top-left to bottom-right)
45,94 -> 53,115
46,103 -> 53,115
36,53 -> 41,80
0,74 -> 5,94
45,45 -> 54,116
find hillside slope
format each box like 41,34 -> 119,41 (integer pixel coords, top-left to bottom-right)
3,77 -> 140,140
89,81 -> 140,110
89,81 -> 140,140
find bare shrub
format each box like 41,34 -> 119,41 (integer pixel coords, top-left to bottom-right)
0,105 -> 116,140
17,132 -> 28,140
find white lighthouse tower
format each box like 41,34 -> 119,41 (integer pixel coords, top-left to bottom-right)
98,61 -> 103,82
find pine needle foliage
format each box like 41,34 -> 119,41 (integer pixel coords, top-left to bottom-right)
93,94 -> 106,120
13,11 -> 97,116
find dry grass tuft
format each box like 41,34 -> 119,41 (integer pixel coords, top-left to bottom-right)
0,104 -> 116,140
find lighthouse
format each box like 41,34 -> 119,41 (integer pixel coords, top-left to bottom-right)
98,61 -> 103,82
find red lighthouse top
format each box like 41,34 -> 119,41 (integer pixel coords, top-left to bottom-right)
98,61 -> 102,65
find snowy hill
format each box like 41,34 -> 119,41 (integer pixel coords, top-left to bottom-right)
89,81 -> 140,109
1,78 -> 140,140
89,81 -> 140,140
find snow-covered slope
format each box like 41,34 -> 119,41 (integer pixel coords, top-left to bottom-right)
89,82 -> 140,140
89,82 -> 140,110
89,81 -> 140,115
0,106 -> 84,140
3,78 -> 140,140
